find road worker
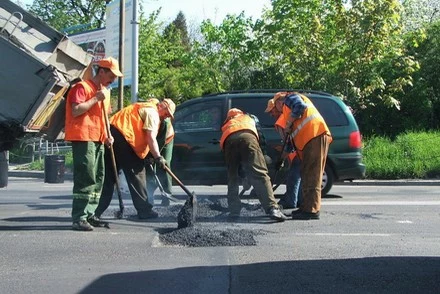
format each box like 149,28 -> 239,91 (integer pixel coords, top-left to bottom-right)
145,115 -> 175,206
65,57 -> 122,231
220,108 -> 288,222
265,94 -> 302,209
93,98 -> 175,220
277,92 -> 332,220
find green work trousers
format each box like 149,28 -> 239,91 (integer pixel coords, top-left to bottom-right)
224,131 -> 279,213
71,141 -> 105,222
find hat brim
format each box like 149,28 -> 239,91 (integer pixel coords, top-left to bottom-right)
166,108 -> 174,119
110,68 -> 123,77
162,102 -> 174,119
265,105 -> 275,112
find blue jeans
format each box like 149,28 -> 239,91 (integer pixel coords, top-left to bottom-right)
285,155 -> 302,207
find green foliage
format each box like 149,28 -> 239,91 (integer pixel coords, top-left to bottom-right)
363,132 -> 440,179
27,0 -> 107,32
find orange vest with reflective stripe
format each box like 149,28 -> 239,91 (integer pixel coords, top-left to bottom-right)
274,115 -> 297,163
65,80 -> 110,143
220,114 -> 259,150
110,102 -> 158,159
282,94 -> 332,151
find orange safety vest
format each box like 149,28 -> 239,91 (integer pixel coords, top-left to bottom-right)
220,114 -> 259,150
275,115 -> 297,164
64,80 -> 110,143
282,94 -> 332,152
110,101 -> 158,159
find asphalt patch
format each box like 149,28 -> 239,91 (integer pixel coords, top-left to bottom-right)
159,226 -> 263,247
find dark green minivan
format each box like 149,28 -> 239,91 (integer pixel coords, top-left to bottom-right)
170,90 -> 366,195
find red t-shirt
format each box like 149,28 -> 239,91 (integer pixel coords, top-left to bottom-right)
69,82 -> 98,104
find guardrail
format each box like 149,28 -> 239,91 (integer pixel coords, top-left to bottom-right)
27,138 -> 71,161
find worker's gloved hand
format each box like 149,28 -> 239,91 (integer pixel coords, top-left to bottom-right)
275,159 -> 284,171
285,121 -> 294,134
264,155 -> 273,165
155,156 -> 167,169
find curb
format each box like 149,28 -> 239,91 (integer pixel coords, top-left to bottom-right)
8,170 -> 73,181
6,169 -> 440,186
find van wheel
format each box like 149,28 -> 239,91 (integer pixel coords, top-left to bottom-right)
322,165 -> 334,196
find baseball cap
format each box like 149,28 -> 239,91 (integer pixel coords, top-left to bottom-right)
226,108 -> 244,119
265,99 -> 275,112
98,57 -> 123,77
162,98 -> 176,119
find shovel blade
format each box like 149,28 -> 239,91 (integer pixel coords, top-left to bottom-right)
177,192 -> 197,229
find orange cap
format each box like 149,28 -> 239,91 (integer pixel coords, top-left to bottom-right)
226,108 -> 243,119
272,91 -> 288,101
265,99 -> 275,112
98,57 -> 123,77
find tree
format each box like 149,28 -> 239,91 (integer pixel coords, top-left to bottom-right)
401,0 -> 440,31
28,0 -> 107,33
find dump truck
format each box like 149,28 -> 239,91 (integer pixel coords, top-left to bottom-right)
0,0 -> 92,187
0,0 -> 92,152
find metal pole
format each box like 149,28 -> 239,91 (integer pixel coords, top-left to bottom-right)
131,0 -> 139,103
118,0 -> 126,110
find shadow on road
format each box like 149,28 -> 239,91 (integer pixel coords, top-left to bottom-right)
0,216 -> 71,231
78,256 -> 440,294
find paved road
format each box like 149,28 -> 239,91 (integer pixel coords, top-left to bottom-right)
0,177 -> 439,294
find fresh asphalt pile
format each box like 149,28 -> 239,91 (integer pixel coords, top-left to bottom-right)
104,197 -> 270,247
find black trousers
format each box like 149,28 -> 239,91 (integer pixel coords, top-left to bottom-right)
95,126 -> 153,218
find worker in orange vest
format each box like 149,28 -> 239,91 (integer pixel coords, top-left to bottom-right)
265,94 -> 302,210
93,98 -> 176,220
278,92 -> 332,220
220,108 -> 288,222
65,57 -> 122,231
146,114 -> 175,206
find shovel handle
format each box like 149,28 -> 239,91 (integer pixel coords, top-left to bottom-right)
163,165 -> 193,197
102,105 -> 124,213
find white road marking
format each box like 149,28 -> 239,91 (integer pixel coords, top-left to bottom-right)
323,201 -> 440,205
397,220 -> 413,224
293,233 -> 390,236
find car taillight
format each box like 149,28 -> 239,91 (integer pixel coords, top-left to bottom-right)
349,131 -> 362,149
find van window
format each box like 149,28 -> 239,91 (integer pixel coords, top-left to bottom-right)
311,98 -> 349,127
231,98 -> 275,128
174,100 -> 224,132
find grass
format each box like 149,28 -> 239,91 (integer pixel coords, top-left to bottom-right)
363,131 -> 440,179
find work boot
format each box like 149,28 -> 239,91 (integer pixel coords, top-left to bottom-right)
267,207 -> 288,222
72,220 -> 93,231
138,210 -> 159,219
291,209 -> 320,220
87,215 -> 110,228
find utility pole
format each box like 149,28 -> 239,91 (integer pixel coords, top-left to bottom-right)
131,0 -> 139,103
118,0 -> 125,110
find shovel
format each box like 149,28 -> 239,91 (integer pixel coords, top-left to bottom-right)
102,104 -> 124,219
163,165 -> 197,228
146,163 -> 179,203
